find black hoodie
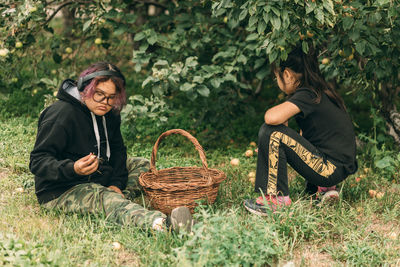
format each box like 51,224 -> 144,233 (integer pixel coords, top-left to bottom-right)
30,79 -> 128,204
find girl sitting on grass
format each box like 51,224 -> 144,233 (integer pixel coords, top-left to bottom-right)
30,62 -> 192,232
244,45 -> 358,216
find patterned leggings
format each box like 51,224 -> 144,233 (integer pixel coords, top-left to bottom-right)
255,124 -> 348,196
42,157 -> 165,228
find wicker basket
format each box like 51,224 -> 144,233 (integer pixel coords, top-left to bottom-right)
139,129 -> 226,214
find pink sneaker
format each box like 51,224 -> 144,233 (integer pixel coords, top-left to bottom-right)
317,186 -> 339,202
244,195 -> 292,216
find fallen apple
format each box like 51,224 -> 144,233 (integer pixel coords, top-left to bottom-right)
112,241 -> 122,250
368,189 -> 377,198
230,158 -> 239,166
249,177 -> 255,185
245,149 -> 253,157
15,187 -> 24,193
248,171 -> 255,179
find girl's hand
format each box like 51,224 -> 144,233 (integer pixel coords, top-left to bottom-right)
108,185 -> 124,198
74,153 -> 99,175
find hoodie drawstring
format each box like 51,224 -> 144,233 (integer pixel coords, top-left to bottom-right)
90,112 -> 110,160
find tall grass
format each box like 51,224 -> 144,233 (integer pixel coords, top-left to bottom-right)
1,117 -> 400,266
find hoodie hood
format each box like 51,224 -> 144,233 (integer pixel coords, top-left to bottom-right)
57,79 -> 87,111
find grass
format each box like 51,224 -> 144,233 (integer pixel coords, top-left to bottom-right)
1,116 -> 400,266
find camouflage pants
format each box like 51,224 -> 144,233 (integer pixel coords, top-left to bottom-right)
42,157 -> 165,228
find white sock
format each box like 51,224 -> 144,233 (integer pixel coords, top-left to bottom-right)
152,217 -> 165,231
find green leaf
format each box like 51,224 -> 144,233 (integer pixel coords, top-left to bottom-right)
375,156 -> 394,169
268,50 -> 278,63
142,76 -> 154,88
197,85 -> 210,97
147,34 -> 157,45
257,21 -> 267,34
83,20 -> 91,32
237,54 -> 247,64
152,85 -> 164,97
210,78 -> 221,88
323,0 -> 335,15
246,33 -> 258,41
114,26 -> 128,36
193,76 -> 204,84
270,16 -> 281,30
180,82 -> 195,92
134,32 -> 146,41
355,41 -> 366,55
342,17 -> 354,31
271,7 -> 280,17
224,73 -> 237,82
154,60 -> 169,67
256,67 -> 269,80
249,15 -> 258,27
239,9 -> 248,21
185,57 -> 198,68
315,8 -> 324,23
302,41 -> 309,54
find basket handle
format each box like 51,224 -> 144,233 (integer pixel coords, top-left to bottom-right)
149,129 -> 208,173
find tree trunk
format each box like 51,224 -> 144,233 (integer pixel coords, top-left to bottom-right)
62,7 -> 75,37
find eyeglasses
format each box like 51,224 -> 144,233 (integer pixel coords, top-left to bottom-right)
93,91 -> 116,106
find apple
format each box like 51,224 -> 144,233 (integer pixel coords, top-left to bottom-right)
368,189 -> 377,198
355,177 -> 361,183
306,30 -> 314,38
95,38 -> 102,45
11,77 -> 18,83
51,69 -> 57,75
223,16 -> 228,23
65,47 -> 73,54
321,58 -> 330,65
0,48 -> 10,57
249,177 -> 255,185
347,54 -> 354,61
245,149 -> 253,157
112,241 -> 122,250
29,6 -> 38,13
230,158 -> 239,166
388,232 -> 397,240
15,42 -> 23,48
249,141 -> 257,147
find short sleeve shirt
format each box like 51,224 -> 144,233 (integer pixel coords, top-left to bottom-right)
287,88 -> 357,174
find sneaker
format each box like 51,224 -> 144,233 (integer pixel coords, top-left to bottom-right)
167,206 -> 193,233
317,186 -> 339,203
244,195 -> 292,216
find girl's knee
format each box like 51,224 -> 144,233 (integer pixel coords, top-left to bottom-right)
258,123 -> 272,141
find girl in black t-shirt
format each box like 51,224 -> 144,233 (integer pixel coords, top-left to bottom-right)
244,46 -> 358,216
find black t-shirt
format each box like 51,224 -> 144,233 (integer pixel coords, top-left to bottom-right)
287,88 -> 357,175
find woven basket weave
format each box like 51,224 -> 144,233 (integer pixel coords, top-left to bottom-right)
139,129 -> 226,214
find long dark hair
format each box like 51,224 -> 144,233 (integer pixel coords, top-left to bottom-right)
79,62 -> 127,113
274,45 -> 346,110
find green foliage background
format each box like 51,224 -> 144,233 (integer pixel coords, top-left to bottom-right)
0,0 -> 399,148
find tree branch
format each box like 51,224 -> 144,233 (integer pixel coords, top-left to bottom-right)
135,0 -> 167,9
42,1 -> 91,25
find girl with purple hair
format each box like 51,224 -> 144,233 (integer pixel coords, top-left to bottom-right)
30,62 -> 192,232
